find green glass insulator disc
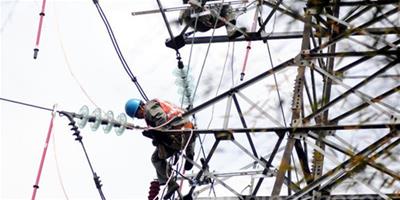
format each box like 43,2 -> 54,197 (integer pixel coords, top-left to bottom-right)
115,113 -> 127,136
103,110 -> 114,134
90,108 -> 102,131
77,105 -> 89,128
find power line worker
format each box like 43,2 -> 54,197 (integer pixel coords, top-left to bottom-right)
125,98 -> 196,199
179,0 -> 246,39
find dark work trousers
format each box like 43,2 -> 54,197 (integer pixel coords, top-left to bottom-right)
151,139 -> 196,185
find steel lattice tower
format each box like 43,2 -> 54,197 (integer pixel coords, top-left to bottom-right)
155,0 -> 400,199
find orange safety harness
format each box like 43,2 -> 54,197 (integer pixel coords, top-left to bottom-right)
156,99 -> 184,121
154,99 -> 194,129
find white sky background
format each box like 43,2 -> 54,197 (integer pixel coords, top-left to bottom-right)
0,0 -> 193,199
1,0 -> 296,199
2,0 -> 399,199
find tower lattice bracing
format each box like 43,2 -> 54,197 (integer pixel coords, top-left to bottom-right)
158,0 -> 400,199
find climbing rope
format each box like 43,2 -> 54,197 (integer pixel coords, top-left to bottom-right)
53,2 -> 99,108
51,126 -> 70,200
153,129 -> 196,200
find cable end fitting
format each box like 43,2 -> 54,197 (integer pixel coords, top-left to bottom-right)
240,72 -> 245,81
178,60 -> 184,69
33,48 -> 39,59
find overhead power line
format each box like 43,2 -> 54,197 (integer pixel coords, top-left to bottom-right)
0,97 -> 53,112
90,0 -> 149,102
0,97 -> 146,132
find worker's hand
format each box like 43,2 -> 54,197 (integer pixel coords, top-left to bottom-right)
152,139 -> 159,146
143,129 -> 174,146
142,129 -> 162,139
142,130 -> 153,138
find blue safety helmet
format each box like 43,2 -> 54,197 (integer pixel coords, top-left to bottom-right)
125,98 -> 142,118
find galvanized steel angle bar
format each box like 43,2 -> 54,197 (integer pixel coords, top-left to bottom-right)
193,144 -> 288,197
252,133 -> 286,196
261,0 -> 329,35
334,39 -> 400,75
257,0 -> 283,33
303,59 -> 400,123
288,129 -> 399,199
186,140 -> 238,198
329,85 -> 400,124
271,135 -> 298,197
320,138 -> 400,192
164,123 -> 400,135
294,139 -> 313,184
308,7 -> 399,54
332,0 -> 400,7
303,137 -> 392,199
230,138 -> 302,195
181,58 -> 294,119
236,91 -> 284,126
307,50 -> 400,58
232,94 -> 259,159
343,5 -> 374,23
306,131 -> 400,183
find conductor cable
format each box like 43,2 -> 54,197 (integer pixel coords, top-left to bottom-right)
59,111 -> 107,200
91,0 -> 149,101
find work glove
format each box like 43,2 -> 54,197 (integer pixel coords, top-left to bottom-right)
152,139 -> 159,146
142,129 -> 162,139
143,129 -> 173,145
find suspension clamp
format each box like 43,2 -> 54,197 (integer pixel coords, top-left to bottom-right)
165,34 -> 186,50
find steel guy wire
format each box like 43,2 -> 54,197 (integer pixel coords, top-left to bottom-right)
0,97 -> 53,112
187,0 -> 229,175
265,40 -> 287,127
190,0 -> 228,105
196,41 -> 232,162
206,42 -> 232,130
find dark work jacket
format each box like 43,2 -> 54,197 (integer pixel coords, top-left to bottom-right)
143,99 -> 192,156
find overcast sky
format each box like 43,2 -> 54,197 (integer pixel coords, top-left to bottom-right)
1,0 -> 291,199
